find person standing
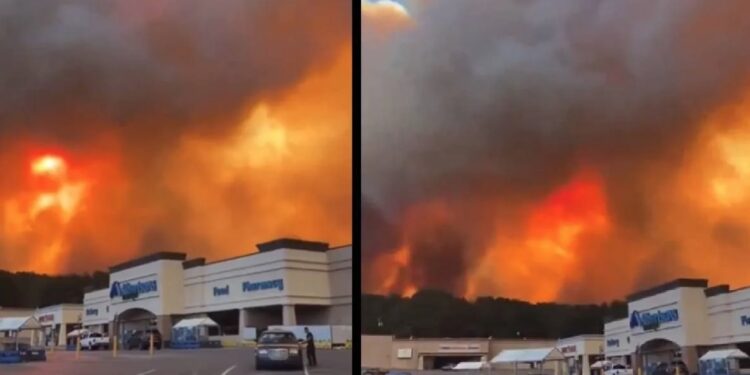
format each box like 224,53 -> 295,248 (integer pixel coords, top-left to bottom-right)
304,327 -> 317,367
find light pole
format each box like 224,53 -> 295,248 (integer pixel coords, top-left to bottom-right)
111,312 -> 121,357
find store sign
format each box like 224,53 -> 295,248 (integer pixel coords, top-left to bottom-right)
740,315 -> 750,326
85,308 -> 98,317
606,339 -> 620,348
110,280 -> 158,300
560,345 -> 577,354
629,309 -> 679,329
438,344 -> 481,352
242,279 -> 284,293
213,285 -> 230,296
38,314 -> 54,323
397,348 -> 413,359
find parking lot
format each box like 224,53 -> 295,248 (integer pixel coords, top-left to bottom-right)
1,348 -> 351,375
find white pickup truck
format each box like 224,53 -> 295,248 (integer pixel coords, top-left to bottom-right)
604,364 -> 634,375
80,332 -> 110,350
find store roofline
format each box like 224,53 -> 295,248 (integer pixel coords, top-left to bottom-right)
84,287 -> 109,295
626,278 -> 708,302
109,252 -> 187,273
36,303 -> 83,309
256,238 -> 329,253
704,284 -> 730,297
557,334 -> 604,341
194,241 -> 352,268
328,244 -> 352,251
108,240 -> 352,273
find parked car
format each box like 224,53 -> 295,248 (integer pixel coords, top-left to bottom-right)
255,330 -> 304,370
651,361 -> 689,375
124,329 -> 162,350
81,332 -> 110,350
441,363 -> 456,371
255,329 -> 304,370
605,364 -> 634,375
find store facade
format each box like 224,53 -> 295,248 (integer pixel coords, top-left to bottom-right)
604,317 -> 634,367
33,304 -> 83,347
82,238 -> 351,344
604,279 -> 750,375
361,335 -> 559,370
558,335 -> 604,375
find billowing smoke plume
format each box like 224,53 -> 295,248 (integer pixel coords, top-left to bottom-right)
0,0 -> 351,273
363,0 -> 750,302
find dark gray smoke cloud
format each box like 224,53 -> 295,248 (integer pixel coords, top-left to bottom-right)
363,0 -> 750,301
1,0 -> 348,139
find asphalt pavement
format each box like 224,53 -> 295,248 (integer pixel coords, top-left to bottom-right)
0,347 -> 351,375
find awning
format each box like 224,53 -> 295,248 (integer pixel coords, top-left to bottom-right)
173,317 -> 219,329
67,328 -> 90,337
591,360 -> 613,369
454,361 -> 490,370
491,348 -> 566,363
0,316 -> 42,332
700,349 -> 750,361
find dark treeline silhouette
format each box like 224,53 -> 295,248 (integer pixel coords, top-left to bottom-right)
362,290 -> 628,339
0,270 -> 109,308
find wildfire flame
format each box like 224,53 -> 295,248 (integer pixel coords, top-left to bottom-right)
31,155 -> 66,179
366,96 -> 750,302
0,153 -> 90,273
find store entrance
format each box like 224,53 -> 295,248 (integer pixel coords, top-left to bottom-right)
641,339 -> 683,375
422,355 -> 482,370
116,308 -> 157,348
734,343 -> 750,370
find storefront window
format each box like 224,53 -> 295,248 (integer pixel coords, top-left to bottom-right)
700,359 -> 739,375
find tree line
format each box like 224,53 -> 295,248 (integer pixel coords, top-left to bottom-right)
362,289 -> 628,339
0,270 -> 109,309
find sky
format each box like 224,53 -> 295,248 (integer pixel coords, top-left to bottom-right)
0,0 -> 352,274
362,0 -> 750,303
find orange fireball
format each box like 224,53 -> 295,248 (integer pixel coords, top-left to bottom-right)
31,155 -> 66,178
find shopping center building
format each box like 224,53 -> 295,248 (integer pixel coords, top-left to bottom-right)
362,334 -> 605,372
81,238 -> 352,344
1,304 -> 83,347
604,278 -> 750,374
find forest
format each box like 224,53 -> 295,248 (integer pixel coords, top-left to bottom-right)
362,289 -> 628,339
0,270 -> 109,309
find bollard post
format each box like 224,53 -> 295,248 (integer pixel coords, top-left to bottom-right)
113,336 -> 117,358
149,333 -> 154,357
76,336 -> 81,360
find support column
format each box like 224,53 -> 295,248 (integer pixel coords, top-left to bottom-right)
238,308 -> 247,340
155,315 -> 172,342
59,323 -> 67,347
583,354 -> 591,375
681,346 -> 699,375
633,351 -> 643,375
282,305 -> 297,325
